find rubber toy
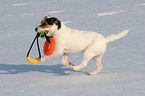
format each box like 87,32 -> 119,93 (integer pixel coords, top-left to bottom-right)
38,30 -> 48,36
26,32 -> 55,64
26,56 -> 40,64
43,37 -> 55,56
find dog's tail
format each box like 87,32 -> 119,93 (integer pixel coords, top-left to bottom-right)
106,29 -> 129,43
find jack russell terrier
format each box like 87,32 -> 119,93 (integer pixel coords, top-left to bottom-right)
35,16 -> 129,75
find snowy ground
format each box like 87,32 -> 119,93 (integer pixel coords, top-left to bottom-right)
0,0 -> 145,96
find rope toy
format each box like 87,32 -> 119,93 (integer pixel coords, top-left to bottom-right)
26,31 -> 55,64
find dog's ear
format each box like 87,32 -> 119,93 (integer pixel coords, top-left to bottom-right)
46,17 -> 61,30
53,18 -> 61,30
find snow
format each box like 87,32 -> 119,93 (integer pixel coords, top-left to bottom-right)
12,3 -> 33,6
47,11 -> 62,14
136,3 -> 145,6
96,10 -> 127,16
0,0 -> 145,96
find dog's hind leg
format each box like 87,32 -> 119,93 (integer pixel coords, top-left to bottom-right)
88,55 -> 103,75
61,53 -> 74,67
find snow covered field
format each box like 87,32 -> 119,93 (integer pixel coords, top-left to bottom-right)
0,0 -> 145,96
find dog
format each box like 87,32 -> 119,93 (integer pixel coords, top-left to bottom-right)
35,16 -> 129,75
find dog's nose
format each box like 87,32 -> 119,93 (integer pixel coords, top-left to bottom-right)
35,28 -> 38,32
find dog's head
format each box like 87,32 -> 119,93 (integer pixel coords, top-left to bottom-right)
35,16 -> 61,36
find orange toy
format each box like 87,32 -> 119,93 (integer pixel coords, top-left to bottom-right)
43,36 -> 55,56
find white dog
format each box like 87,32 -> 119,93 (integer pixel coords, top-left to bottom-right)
35,16 -> 129,75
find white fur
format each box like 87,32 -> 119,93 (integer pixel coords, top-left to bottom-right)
37,22 -> 129,75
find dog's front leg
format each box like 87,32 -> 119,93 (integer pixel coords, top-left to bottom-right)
61,53 -> 74,67
41,55 -> 49,62
41,47 -> 64,62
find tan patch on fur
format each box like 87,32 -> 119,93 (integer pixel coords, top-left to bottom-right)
52,18 -> 58,25
40,20 -> 53,28
48,17 -> 59,25
42,24 -> 53,28
39,17 -> 59,29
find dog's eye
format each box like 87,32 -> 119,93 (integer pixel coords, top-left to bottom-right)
42,23 -> 47,26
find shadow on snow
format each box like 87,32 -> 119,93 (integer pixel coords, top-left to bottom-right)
0,63 -> 75,76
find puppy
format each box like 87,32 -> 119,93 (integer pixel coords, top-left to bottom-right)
35,16 -> 129,75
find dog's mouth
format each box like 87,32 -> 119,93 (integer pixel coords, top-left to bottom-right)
35,28 -> 49,38
39,30 -> 49,38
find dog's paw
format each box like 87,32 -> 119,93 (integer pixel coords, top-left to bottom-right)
88,72 -> 94,75
71,66 -> 80,71
88,72 -> 97,75
62,62 -> 74,67
67,62 -> 74,66
71,66 -> 75,70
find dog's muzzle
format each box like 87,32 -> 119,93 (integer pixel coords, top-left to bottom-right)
35,27 -> 44,37
35,27 -> 49,38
